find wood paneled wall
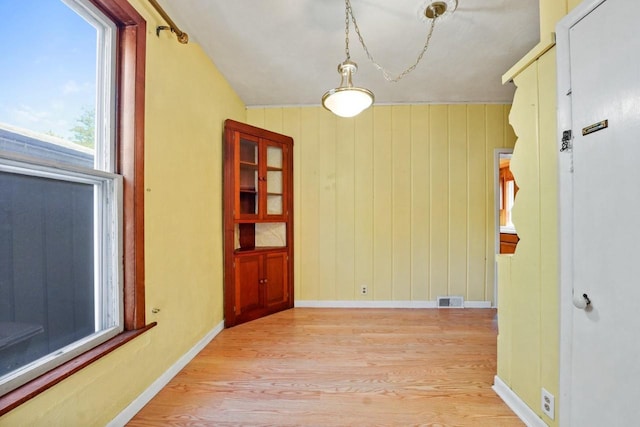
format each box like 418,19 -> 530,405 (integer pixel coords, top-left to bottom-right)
248,104 -> 515,304
539,0 -> 583,39
497,49 -> 559,426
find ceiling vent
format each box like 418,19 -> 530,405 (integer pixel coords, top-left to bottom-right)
437,296 -> 464,308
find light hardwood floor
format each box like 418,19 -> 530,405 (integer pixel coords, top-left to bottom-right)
128,308 -> 523,426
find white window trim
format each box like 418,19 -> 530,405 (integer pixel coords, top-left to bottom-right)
62,0 -> 117,172
0,0 -> 121,395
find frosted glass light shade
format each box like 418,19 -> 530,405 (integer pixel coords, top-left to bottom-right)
322,87 -> 374,118
322,60 -> 374,118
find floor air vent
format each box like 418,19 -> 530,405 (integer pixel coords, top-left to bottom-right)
437,296 -> 464,308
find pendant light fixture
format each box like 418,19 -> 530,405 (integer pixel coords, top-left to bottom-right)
322,60 -> 374,118
322,0 -> 458,118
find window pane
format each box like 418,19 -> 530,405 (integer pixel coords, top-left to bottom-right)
0,0 -> 97,167
0,0 -> 126,398
0,171 -> 95,379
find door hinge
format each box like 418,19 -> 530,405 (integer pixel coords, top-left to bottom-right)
560,129 -> 573,152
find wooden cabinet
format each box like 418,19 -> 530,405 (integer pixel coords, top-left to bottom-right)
499,233 -> 519,254
224,119 -> 293,327
234,251 -> 289,324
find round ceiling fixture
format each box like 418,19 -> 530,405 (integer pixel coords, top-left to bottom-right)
420,0 -> 458,21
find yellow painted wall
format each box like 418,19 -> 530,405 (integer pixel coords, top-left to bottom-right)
498,48 -> 560,425
248,105 -> 515,304
539,0 -> 582,37
497,48 -> 560,426
0,0 -> 246,425
496,1 -> 583,425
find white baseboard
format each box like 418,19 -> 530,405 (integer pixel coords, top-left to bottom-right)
107,321 -> 225,427
295,300 -> 492,309
464,300 -> 492,308
493,376 -> 548,427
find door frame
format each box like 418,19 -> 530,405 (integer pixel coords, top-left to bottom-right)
556,1 -> 608,424
493,147 -> 514,308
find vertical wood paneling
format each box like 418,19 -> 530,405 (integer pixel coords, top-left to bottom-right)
372,107 -> 393,300
504,105 -> 516,144
509,63 -> 542,407
496,51 -> 560,427
335,119 -> 356,300
251,104 -> 514,305
537,49 -> 560,403
410,105 -> 430,300
264,109 -> 284,134
429,106 -> 449,299
354,109 -> 374,301
318,111 -> 337,300
391,106 -> 412,300
247,109 -> 265,129
484,104 -> 511,303
568,0 -> 581,11
299,108 -> 320,300
282,108 -> 302,300
539,0 -> 568,39
496,255 -> 513,382
448,105 -> 468,297
467,105 -> 487,301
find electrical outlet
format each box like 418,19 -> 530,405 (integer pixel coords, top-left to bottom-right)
360,285 -> 368,295
541,388 -> 555,420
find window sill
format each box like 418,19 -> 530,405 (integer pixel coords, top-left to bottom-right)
0,322 -> 157,416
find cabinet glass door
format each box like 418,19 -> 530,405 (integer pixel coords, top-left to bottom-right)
239,137 -> 259,215
266,144 -> 283,215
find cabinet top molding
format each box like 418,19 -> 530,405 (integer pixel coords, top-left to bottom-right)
224,119 -> 294,145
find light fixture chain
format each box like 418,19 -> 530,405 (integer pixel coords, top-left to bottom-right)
345,0 -> 439,83
344,1 -> 351,60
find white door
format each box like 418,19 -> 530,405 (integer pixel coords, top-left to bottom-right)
559,0 -> 640,425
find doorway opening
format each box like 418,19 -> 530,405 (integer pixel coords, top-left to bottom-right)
496,150 -> 518,255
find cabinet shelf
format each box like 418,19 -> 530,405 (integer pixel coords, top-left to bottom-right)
240,161 -> 258,168
235,246 -> 286,255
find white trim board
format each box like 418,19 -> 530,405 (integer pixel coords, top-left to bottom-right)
295,300 -> 492,309
107,321 -> 225,427
493,376 -> 548,427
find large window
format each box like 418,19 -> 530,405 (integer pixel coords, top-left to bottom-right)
0,0 -> 146,410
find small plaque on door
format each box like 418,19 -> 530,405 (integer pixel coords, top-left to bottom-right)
582,120 -> 608,136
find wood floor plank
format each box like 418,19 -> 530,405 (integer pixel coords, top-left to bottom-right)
128,308 -> 522,426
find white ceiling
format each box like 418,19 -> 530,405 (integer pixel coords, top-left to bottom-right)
155,0 -> 540,107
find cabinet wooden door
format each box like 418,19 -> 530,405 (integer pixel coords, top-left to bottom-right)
233,132 -> 289,221
264,252 -> 288,308
234,255 -> 261,317
233,251 -> 289,324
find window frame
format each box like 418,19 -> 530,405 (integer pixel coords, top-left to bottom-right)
0,0 -> 151,415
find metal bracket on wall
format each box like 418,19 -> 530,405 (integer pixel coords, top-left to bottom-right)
148,0 -> 189,44
560,129 -> 573,152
